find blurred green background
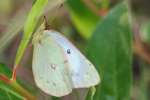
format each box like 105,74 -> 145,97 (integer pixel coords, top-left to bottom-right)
0,0 -> 150,100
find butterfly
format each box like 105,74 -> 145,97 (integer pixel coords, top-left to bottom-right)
32,22 -> 100,97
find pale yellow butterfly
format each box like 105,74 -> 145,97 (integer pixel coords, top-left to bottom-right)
32,23 -> 100,97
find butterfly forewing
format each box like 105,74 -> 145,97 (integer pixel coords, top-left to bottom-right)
32,32 -> 72,97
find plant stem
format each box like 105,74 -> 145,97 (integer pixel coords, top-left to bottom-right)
0,74 -> 36,100
10,80 -> 36,100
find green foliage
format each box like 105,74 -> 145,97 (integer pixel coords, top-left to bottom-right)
66,0 -> 99,39
87,2 -> 132,100
14,0 -> 48,66
140,20 -> 150,43
0,89 -> 22,100
101,0 -> 110,8
0,64 -> 24,99
1,0 -> 144,99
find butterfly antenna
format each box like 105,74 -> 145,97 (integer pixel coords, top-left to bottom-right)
43,16 -> 50,30
44,3 -> 64,29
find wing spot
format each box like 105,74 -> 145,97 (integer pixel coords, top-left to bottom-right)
50,64 -> 57,70
46,80 -> 50,83
67,49 -> 71,54
64,59 -> 68,64
38,39 -> 42,45
89,63 -> 92,66
85,72 -> 90,78
52,82 -> 56,86
71,73 -> 79,77
70,72 -> 74,76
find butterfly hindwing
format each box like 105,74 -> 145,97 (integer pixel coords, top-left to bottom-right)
46,30 -> 100,88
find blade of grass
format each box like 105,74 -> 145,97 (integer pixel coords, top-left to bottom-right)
14,0 -> 48,69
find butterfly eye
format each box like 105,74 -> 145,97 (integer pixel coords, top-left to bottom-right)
67,49 -> 71,54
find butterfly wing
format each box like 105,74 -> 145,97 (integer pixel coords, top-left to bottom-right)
32,31 -> 72,97
46,30 -> 100,88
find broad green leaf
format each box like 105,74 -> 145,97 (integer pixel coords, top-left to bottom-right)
0,64 -> 24,99
14,0 -> 48,66
87,2 -> 132,100
66,0 -> 99,39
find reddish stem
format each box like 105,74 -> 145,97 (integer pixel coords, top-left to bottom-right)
99,8 -> 108,16
0,74 -> 11,83
0,65 -> 18,83
11,67 -> 17,81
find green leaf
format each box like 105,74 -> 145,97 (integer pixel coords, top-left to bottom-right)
0,64 -> 36,99
14,0 -> 48,66
140,20 -> 150,43
0,64 -> 24,99
87,2 -> 132,100
51,96 -> 60,100
66,0 -> 99,39
0,89 -> 22,100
